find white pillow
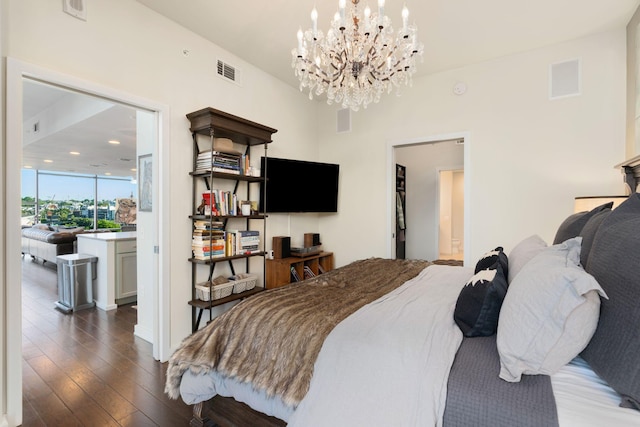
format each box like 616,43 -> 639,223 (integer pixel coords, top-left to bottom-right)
507,234 -> 547,284
497,237 -> 607,382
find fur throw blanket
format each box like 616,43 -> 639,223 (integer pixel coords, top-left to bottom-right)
165,258 -> 430,407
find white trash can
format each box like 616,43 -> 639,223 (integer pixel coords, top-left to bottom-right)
55,253 -> 97,313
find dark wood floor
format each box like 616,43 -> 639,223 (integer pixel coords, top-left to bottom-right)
21,257 -> 193,426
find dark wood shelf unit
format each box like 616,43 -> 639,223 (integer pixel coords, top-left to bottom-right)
189,214 -> 267,221
266,252 -> 334,289
188,287 -> 264,310
189,170 -> 266,182
187,107 -> 277,145
187,107 -> 277,332
188,251 -> 267,265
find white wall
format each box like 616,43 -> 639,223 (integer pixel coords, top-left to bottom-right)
317,29 -> 627,267
626,4 -> 640,157
0,0 -> 7,423
395,141 -> 464,260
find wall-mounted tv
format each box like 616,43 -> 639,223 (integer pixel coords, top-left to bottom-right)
260,157 -> 339,213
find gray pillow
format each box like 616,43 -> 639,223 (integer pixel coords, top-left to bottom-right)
507,235 -> 547,284
581,193 -> 640,410
497,237 -> 606,382
578,209 -> 611,270
553,202 -> 613,245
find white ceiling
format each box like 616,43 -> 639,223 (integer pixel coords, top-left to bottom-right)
136,0 -> 640,88
22,1 -> 640,177
22,80 -> 138,179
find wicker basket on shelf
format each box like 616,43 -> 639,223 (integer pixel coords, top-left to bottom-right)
230,273 -> 258,294
195,276 -> 234,301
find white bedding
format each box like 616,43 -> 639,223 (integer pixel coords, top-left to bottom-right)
552,356 -> 640,426
288,264 -> 469,426
178,263 -> 640,426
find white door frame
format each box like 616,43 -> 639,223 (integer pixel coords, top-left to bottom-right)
386,131 -> 471,264
5,57 -> 172,423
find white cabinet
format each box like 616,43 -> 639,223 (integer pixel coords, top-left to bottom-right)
116,240 -> 137,304
76,231 -> 137,310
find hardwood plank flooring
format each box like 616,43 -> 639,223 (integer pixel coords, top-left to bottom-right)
21,257 -> 193,426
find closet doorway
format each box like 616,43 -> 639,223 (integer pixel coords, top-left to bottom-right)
391,135 -> 467,264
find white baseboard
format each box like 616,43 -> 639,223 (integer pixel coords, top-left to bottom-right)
134,324 -> 153,343
95,301 -> 117,311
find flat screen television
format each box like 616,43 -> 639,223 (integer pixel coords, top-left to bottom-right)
260,157 -> 339,213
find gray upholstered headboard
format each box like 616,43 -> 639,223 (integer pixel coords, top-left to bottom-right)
580,193 -> 640,410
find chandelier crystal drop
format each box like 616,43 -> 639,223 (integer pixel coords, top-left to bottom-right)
292,0 -> 424,111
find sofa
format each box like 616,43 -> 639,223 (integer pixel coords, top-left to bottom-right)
21,224 -> 85,264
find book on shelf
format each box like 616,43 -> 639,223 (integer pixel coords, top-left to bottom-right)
193,220 -> 224,229
192,239 -> 225,248
290,266 -> 301,282
195,150 -> 242,174
192,231 -> 225,241
303,266 -> 316,280
202,190 -> 239,216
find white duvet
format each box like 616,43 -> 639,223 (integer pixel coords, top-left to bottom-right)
287,264 -> 472,427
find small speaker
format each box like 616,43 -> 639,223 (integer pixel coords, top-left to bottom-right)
273,236 -> 291,259
550,59 -> 580,100
304,233 -> 321,248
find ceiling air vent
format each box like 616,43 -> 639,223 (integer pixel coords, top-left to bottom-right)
217,59 -> 242,86
63,0 -> 87,21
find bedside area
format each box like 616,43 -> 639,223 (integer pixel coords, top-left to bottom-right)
76,231 -> 137,311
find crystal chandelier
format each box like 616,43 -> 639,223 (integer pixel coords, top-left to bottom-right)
292,0 -> 424,111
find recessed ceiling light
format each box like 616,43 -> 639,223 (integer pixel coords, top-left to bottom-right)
24,165 -> 32,169
70,151 -> 80,155
108,140 -> 121,145
104,172 -> 112,176
131,168 -> 137,172
44,159 -> 53,163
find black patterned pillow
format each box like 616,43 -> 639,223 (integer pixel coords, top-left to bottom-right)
474,246 -> 509,279
454,261 -> 508,337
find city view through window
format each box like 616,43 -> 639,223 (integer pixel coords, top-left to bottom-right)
21,169 -> 138,230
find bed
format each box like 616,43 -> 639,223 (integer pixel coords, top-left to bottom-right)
166,192 -> 640,426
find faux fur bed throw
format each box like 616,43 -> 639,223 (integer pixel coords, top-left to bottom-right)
165,258 -> 430,407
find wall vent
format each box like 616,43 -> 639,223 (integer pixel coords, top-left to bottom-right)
217,59 -> 242,86
549,59 -> 580,100
63,0 -> 87,21
336,108 -> 351,133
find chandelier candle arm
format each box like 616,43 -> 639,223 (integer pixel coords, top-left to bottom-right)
292,0 -> 424,111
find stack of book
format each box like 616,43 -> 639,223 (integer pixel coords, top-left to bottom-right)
225,230 -> 261,256
203,190 -> 238,216
195,150 -> 243,174
192,220 -> 225,260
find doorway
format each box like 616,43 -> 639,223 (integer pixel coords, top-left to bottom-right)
6,58 -> 171,422
438,169 -> 464,261
389,134 -> 469,264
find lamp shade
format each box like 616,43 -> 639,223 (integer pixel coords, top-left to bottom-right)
574,196 -> 627,213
